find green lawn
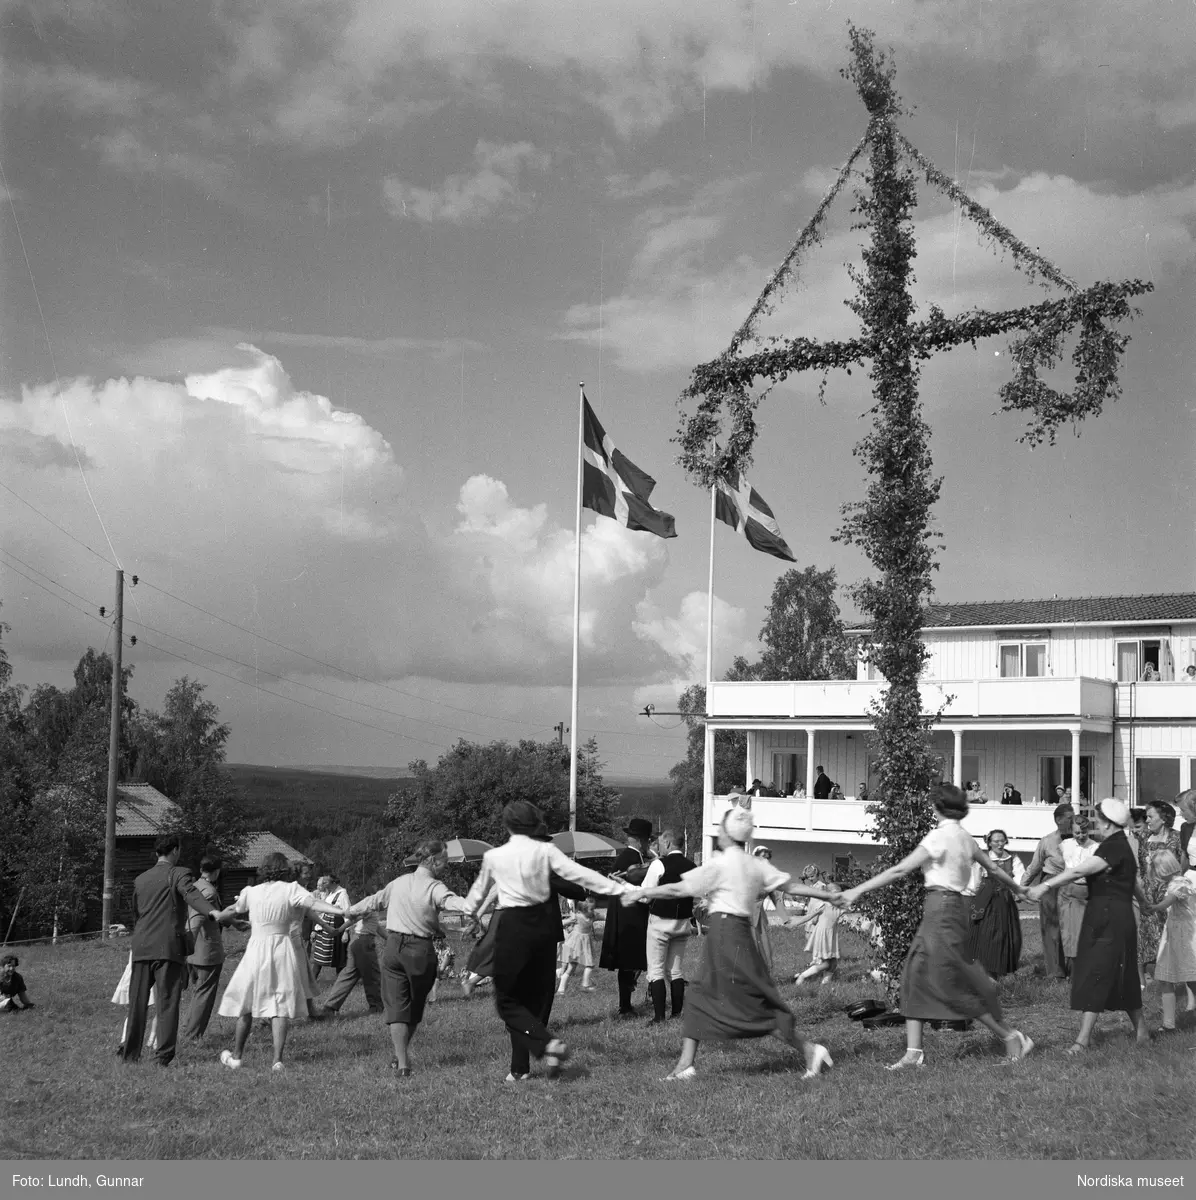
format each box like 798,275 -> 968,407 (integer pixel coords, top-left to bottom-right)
3,922 -> 1194,1160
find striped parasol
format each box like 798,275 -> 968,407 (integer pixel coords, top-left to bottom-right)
550,831 -> 623,859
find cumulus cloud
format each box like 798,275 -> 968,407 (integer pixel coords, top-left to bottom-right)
383,140 -> 551,224
0,349 -> 674,688
633,590 -> 756,681
606,169 -> 680,200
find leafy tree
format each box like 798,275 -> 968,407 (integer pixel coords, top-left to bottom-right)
383,736 -> 620,872
306,816 -> 392,898
167,760 -> 249,870
756,565 -> 854,681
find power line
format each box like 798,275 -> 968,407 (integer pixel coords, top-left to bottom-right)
0,480 -> 115,567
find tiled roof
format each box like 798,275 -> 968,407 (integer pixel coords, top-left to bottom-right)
846,592 -> 1196,632
235,831 -> 312,868
115,783 -> 179,837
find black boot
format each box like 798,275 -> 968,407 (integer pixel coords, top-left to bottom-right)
617,971 -> 636,1016
670,978 -> 686,1018
648,980 -> 667,1024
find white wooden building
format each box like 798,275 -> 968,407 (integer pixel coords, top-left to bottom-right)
702,592 -> 1196,880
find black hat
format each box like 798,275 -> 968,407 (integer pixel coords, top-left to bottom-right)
503,800 -> 545,837
623,817 -> 653,840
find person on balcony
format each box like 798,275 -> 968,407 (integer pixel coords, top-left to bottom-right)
840,784 -> 1033,1070
790,782 -> 807,799
1001,783 -> 1023,806
813,767 -> 833,800
966,780 -> 989,805
1023,803 -> 1075,981
1141,663 -> 1160,682
1184,665 -> 1196,682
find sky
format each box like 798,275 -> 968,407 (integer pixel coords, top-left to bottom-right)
2,0 -> 1195,782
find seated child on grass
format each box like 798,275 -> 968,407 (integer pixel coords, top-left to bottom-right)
0,954 -> 34,1011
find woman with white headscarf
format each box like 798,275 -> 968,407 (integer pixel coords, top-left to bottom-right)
627,806 -> 835,1082
1027,798 -> 1150,1054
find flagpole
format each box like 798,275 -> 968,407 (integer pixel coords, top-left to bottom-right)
569,383 -> 585,832
702,479 -> 716,862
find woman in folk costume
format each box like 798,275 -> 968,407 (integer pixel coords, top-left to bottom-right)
966,829 -> 1026,979
462,801 -> 635,1082
841,784 -> 1034,1070
309,874 -> 350,981
214,852 -> 348,1071
627,805 -> 837,1083
1027,798 -> 1150,1054
599,817 -> 654,1017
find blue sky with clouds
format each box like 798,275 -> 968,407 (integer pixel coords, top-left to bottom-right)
2,0 -> 1194,779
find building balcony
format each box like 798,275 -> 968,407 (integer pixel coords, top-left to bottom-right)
708,794 -> 1057,853
707,677 -> 1118,726
1116,681 -> 1196,721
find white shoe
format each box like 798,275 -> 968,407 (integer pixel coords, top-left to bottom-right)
801,1044 -> 834,1079
504,1072 -> 530,1083
663,1065 -> 697,1082
271,1061 -> 285,1072
219,1051 -> 242,1070
885,1049 -> 925,1071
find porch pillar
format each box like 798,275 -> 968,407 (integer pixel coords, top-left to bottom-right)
1070,727 -> 1083,815
702,722 -> 715,863
805,729 -> 816,832
744,731 -> 754,790
952,728 -> 963,788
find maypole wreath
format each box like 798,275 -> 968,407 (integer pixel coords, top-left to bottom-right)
675,25 -> 1152,983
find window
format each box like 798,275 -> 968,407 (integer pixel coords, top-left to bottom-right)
999,641 -> 1048,677
1118,638 -> 1173,681
771,752 -> 807,797
1040,755 -> 1095,806
1136,758 -> 1181,806
832,855 -> 853,882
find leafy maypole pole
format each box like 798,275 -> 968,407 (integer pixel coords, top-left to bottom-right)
675,26 -> 1151,983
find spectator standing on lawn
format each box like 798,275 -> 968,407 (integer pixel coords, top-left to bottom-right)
841,784 -> 1034,1071
119,832 -> 222,1066
182,855 -> 225,1041
1026,798 -> 1150,1055
1137,801 -> 1184,982
215,852 -> 348,1071
557,897 -> 598,996
1151,865 -> 1196,1034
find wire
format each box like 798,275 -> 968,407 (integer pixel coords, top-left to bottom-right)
0,157 -> 122,568
0,480 -> 115,567
0,547 -> 105,608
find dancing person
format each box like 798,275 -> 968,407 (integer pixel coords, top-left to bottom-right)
1058,814 -> 1101,974
182,855 -> 225,1041
749,845 -> 788,976
599,818 -> 654,1017
840,784 -> 1034,1070
1138,801 -> 1184,982
557,897 -> 598,995
317,903 -> 384,1017
309,874 -> 351,982
119,833 -> 223,1066
639,829 -> 696,1022
112,954 -> 157,1050
1023,803 -> 1075,980
1151,865 -> 1196,1034
967,830 -> 1026,980
0,954 -> 34,1011
463,801 -> 636,1082
627,806 -> 836,1082
792,883 -> 843,986
215,852 -> 347,1071
461,883 -> 499,998
1026,798 -> 1150,1055
345,840 -> 472,1075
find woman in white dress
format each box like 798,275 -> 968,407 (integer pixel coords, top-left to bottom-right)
1058,814 -> 1101,973
1151,861 -> 1196,1033
215,853 -> 347,1071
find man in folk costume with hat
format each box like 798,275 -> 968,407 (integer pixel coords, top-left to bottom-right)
599,817 -> 654,1017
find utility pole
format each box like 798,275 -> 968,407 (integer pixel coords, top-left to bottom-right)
101,569 -> 124,940
554,722 -> 567,746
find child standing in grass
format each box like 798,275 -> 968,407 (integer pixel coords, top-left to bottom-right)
0,954 -> 34,1011
792,883 -> 843,985
557,897 -> 597,994
1151,863 -> 1196,1034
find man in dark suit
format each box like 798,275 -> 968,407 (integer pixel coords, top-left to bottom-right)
813,766 -> 833,800
1000,783 -> 1023,806
120,833 -> 223,1066
181,854 -> 225,1041
599,817 -> 653,1017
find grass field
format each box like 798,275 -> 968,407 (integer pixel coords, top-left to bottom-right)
4,921 -> 1194,1160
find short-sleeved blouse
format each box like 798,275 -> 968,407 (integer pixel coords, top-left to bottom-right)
234,880 -> 315,936
918,821 -> 977,893
676,846 -> 790,917
1090,830 -> 1138,905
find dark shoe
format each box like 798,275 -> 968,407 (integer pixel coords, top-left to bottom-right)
669,979 -> 686,1018
388,1061 -> 412,1076
648,980 -> 667,1024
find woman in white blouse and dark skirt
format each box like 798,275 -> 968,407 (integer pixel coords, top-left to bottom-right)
626,805 -> 837,1082
463,801 -> 635,1081
840,784 -> 1034,1070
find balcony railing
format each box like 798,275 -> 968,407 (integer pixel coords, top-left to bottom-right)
1116,681 -> 1196,721
707,677 -> 1118,722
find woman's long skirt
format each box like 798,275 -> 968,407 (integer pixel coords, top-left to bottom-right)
682,912 -> 799,1045
901,889 -> 1003,1022
751,904 -> 775,976
967,882 -> 1022,977
467,912 -> 500,978
1058,883 -> 1089,961
1071,895 -> 1141,1013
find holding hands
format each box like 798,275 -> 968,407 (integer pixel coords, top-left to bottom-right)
620,887 -> 645,907
1025,884 -> 1048,903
